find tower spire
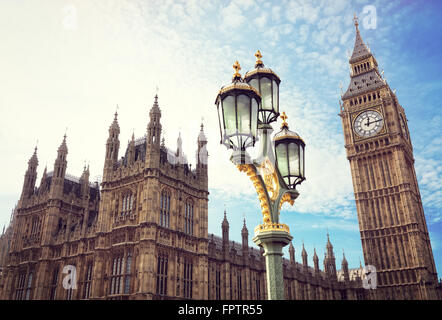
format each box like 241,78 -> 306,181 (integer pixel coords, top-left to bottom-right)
349,13 -> 370,64
146,95 -> 162,167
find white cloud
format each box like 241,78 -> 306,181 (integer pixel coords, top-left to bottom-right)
285,0 -> 322,24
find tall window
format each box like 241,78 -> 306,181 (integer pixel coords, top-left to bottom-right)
31,217 -> 40,238
185,201 -> 194,235
124,254 -> 132,294
50,268 -> 59,300
237,274 -> 242,300
14,273 -> 26,300
121,193 -> 134,216
215,266 -> 221,300
25,272 -> 33,300
110,255 -> 124,295
156,253 -> 168,296
83,263 -> 93,299
160,191 -> 170,228
183,259 -> 193,299
256,278 -> 261,300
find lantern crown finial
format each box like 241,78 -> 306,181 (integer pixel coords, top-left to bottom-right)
255,50 -> 263,67
232,60 -> 242,81
280,111 -> 289,129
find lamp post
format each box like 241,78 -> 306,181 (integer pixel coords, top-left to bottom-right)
215,51 -> 305,300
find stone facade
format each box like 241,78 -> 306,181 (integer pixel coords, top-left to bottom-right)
0,94 -> 364,300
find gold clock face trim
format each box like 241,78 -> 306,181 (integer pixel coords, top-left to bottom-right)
353,109 -> 384,138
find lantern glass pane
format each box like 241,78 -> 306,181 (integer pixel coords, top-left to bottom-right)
300,144 -> 304,177
251,98 -> 258,138
237,94 -> 251,134
288,142 -> 300,176
261,77 -> 272,111
222,95 -> 236,136
273,80 -> 279,113
276,143 -> 288,177
217,103 -> 223,141
249,78 -> 259,92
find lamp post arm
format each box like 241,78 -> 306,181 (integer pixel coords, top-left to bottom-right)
237,163 -> 273,225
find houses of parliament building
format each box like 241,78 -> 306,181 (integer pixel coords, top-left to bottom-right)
0,19 -> 441,300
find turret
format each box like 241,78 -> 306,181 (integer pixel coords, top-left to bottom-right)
222,209 -> 229,250
302,243 -> 308,272
241,218 -> 248,252
176,132 -> 183,162
20,146 -> 38,201
127,132 -> 135,165
289,241 -> 295,264
313,248 -> 320,275
39,165 -> 47,191
196,123 -> 208,188
342,251 -> 350,282
145,95 -> 162,168
103,112 -> 120,181
50,135 -> 68,198
324,232 -> 337,280
79,165 -> 90,198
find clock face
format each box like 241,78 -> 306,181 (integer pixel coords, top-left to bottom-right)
353,110 -> 384,138
400,114 -> 409,140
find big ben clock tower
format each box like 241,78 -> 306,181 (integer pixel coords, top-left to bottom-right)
340,16 -> 438,300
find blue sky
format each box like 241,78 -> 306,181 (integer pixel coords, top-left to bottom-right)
0,0 -> 441,277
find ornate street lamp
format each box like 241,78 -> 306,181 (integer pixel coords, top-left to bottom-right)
214,51 -> 306,300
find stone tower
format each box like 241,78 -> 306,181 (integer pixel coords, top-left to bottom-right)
340,15 -> 438,299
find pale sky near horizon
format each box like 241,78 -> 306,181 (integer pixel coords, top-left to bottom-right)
0,0 -> 441,275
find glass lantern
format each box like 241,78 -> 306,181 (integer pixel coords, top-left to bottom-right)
215,61 -> 261,152
273,112 -> 305,189
244,50 -> 281,125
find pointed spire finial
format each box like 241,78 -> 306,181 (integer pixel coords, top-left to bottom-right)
353,12 -> 359,29
280,111 -> 288,129
233,60 -> 242,79
255,50 -> 263,67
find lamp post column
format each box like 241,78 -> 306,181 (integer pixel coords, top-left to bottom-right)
253,230 -> 292,299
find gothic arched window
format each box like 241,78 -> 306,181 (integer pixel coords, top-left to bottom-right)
110,254 -> 124,295
185,200 -> 194,235
156,253 -> 168,296
160,190 -> 170,228
83,262 -> 93,299
14,272 -> 26,300
183,258 -> 193,299
49,267 -> 59,300
25,272 -> 33,300
124,254 -> 132,294
121,193 -> 134,217
110,252 -> 132,296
